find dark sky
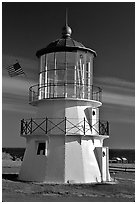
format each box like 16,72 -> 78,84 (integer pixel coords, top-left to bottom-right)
2,2 -> 135,148
3,2 -> 135,81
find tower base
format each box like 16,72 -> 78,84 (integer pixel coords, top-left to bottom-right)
19,134 -> 111,183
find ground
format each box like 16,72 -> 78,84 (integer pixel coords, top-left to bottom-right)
2,160 -> 135,202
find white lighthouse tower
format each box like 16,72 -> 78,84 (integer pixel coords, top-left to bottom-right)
19,20 -> 111,183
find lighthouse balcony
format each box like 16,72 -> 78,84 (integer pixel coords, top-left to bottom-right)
29,83 -> 102,104
21,117 -> 109,137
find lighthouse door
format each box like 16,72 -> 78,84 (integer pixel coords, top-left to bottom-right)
102,147 -> 110,181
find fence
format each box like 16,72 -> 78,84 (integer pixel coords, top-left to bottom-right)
21,117 -> 109,136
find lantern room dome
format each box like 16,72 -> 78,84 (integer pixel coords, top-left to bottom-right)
36,25 -> 97,57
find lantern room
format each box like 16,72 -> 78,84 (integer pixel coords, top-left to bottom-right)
29,24 -> 101,103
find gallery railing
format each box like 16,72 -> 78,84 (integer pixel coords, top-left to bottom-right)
21,117 -> 109,136
29,83 -> 102,103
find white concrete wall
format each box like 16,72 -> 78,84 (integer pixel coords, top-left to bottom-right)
81,137 -> 101,183
65,136 -> 105,183
65,105 -> 91,135
92,108 -> 99,135
35,99 -> 101,136
65,100 -> 97,136
33,99 -> 101,136
46,135 -> 65,183
19,136 -> 48,182
36,100 -> 65,118
36,99 -> 101,118
84,107 -> 99,135
94,138 -> 102,147
65,136 -> 84,183
19,135 -> 65,183
33,100 -> 65,135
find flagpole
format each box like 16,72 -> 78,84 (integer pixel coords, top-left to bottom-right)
23,72 -> 32,88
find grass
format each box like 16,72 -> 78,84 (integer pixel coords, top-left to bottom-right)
2,160 -> 135,202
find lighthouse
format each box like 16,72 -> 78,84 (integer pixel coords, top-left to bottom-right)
19,20 -> 111,183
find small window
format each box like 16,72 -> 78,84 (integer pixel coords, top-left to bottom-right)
103,151 -> 105,157
37,142 -> 48,156
92,110 -> 96,116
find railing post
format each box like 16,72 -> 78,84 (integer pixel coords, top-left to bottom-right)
107,121 -> 109,135
99,120 -> 101,135
38,84 -> 40,99
64,117 -> 67,135
100,88 -> 102,102
33,90 -> 36,101
29,88 -> 31,103
21,119 -> 24,135
46,117 -> 48,134
64,83 -> 65,98
84,117 -> 85,135
30,118 -> 33,134
92,85 -> 93,100
25,121 -> 28,135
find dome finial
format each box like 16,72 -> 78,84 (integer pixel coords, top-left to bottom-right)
62,8 -> 72,38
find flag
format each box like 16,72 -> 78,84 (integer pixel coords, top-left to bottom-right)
6,62 -> 24,77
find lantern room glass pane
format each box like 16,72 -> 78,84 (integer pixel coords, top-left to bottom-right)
40,55 -> 45,72
38,51 -> 94,100
56,69 -> 65,83
56,52 -> 66,84
47,53 -> 54,70
66,52 -> 76,67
